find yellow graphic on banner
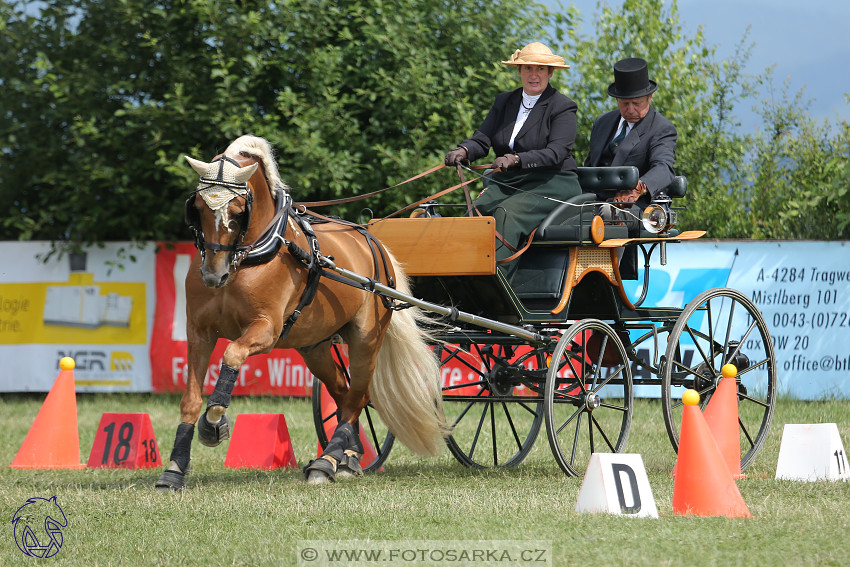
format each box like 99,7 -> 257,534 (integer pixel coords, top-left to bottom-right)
0,273 -> 146,345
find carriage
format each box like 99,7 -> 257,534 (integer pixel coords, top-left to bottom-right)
312,165 -> 777,477
161,136 -> 775,489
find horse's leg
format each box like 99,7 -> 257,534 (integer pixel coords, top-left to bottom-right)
301,334 -> 385,484
156,333 -> 213,491
300,345 -> 370,484
197,319 -> 278,447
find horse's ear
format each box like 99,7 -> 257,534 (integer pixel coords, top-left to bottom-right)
234,162 -> 259,183
185,156 -> 211,177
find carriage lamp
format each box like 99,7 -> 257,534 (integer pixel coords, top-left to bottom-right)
640,192 -> 677,234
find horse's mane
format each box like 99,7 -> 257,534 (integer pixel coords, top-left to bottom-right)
224,135 -> 289,198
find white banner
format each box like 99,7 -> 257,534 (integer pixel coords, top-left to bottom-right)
622,240 -> 850,399
0,242 -> 154,392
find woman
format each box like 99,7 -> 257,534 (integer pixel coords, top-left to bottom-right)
445,42 -> 582,278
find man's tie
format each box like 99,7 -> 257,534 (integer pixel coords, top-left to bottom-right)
607,121 -> 629,154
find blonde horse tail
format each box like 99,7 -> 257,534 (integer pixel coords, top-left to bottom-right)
368,257 -> 450,457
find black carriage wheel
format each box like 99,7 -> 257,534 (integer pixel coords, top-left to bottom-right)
438,343 -> 544,468
660,287 -> 777,471
544,319 -> 633,476
310,345 -> 394,473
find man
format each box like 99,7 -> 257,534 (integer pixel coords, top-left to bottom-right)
585,57 -> 677,277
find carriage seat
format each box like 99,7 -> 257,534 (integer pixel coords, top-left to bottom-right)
534,170 -> 688,242
534,166 -> 639,243
511,167 -> 635,301
663,175 -> 687,199
512,169 -> 686,300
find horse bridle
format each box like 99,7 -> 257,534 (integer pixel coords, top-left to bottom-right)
185,156 -> 255,268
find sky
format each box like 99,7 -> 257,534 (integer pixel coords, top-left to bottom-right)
558,0 -> 850,131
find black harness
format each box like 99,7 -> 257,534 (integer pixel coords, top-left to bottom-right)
185,156 -> 397,341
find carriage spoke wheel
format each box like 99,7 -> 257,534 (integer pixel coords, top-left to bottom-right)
544,319 -> 633,476
661,288 -> 777,471
438,342 -> 544,468
311,344 -> 394,473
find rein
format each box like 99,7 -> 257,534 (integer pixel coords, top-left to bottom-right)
365,166 -> 494,225
295,163 -> 493,221
296,163 -> 447,208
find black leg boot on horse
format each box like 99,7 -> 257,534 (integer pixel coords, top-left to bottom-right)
197,363 -> 239,447
155,422 -> 195,491
155,363 -> 238,491
304,421 -> 365,484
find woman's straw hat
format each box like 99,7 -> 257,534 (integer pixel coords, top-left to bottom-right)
502,42 -> 570,69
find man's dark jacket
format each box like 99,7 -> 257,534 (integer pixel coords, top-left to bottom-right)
585,106 -> 676,205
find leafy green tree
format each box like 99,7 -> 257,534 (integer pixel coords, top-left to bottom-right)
741,80 -> 850,239
549,0 -> 754,235
551,0 -> 849,240
0,0 -> 570,254
2,0 -> 848,255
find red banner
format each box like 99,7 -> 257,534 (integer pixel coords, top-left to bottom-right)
150,243 -> 313,396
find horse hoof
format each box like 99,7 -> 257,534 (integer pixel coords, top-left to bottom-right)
198,411 -> 230,447
336,453 -> 364,480
155,469 -> 187,491
335,469 -> 362,480
304,458 -> 336,484
306,470 -> 334,485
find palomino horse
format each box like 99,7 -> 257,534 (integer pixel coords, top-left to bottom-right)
155,135 -> 448,489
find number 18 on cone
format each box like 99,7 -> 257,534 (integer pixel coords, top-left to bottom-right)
87,413 -> 161,469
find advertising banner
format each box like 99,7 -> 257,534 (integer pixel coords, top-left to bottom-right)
2,240 -> 848,399
622,241 -> 850,399
0,242 -> 153,391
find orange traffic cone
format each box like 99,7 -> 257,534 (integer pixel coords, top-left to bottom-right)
317,385 -> 384,471
670,364 -> 743,479
703,364 -> 744,478
672,389 -> 751,518
10,357 -> 86,469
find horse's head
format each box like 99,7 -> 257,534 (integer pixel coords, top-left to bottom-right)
185,154 -> 259,288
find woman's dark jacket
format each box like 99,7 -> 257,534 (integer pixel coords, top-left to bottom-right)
460,85 -> 578,172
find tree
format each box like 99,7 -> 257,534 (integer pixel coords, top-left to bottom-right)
550,0 -> 755,236
553,0 -> 849,240
0,0 -> 570,253
740,80 -> 850,239
2,0 -> 848,255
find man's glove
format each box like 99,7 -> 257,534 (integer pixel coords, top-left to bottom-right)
612,180 -> 648,207
445,147 -> 468,166
493,154 -> 519,172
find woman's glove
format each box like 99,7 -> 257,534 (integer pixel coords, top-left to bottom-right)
445,147 -> 468,166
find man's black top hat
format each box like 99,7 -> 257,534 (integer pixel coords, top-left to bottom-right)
607,57 -> 658,98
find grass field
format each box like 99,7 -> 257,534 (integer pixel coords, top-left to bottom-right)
2,392 -> 848,566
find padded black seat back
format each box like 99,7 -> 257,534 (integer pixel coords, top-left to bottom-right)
664,176 -> 687,198
535,167 -> 639,236
576,166 -> 640,193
